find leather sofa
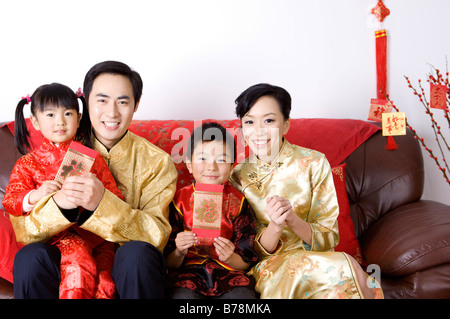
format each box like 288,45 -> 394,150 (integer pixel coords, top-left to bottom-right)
1,118 -> 450,299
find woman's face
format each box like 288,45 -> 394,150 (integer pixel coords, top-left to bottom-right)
241,96 -> 290,164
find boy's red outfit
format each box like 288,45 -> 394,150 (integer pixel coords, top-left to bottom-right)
164,182 -> 258,297
3,138 -> 123,299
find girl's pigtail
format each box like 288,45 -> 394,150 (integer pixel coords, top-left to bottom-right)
75,89 -> 93,148
14,95 -> 32,155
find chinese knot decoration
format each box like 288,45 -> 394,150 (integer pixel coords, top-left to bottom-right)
371,0 -> 390,23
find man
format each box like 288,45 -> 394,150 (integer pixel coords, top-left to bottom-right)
13,61 -> 178,298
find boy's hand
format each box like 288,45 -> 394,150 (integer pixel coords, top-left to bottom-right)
175,231 -> 197,256
214,237 -> 235,263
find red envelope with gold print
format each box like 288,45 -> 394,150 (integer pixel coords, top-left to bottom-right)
368,99 -> 393,122
430,84 -> 447,110
54,141 -> 97,183
193,183 -> 223,256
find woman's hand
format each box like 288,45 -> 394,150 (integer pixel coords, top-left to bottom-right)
265,195 -> 294,229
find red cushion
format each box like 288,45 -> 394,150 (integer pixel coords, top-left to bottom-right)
0,211 -> 23,283
331,163 -> 365,265
285,118 -> 380,167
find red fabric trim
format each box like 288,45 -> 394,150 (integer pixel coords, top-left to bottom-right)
375,29 -> 387,98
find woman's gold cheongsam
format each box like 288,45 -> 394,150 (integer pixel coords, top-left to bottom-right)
230,139 -> 366,299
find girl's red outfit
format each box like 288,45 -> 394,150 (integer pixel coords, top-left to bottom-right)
3,138 -> 123,299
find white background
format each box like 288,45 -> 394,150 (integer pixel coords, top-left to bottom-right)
1,0 -> 449,204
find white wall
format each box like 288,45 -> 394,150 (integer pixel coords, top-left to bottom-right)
1,0 -> 449,204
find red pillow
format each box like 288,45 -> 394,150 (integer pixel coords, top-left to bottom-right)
0,211 -> 23,283
331,163 -> 364,265
286,118 -> 380,167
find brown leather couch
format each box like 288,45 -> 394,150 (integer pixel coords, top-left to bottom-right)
1,120 -> 450,299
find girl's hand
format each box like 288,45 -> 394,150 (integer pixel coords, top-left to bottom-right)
265,195 -> 294,230
30,180 -> 62,205
175,231 -> 197,256
214,237 -> 235,263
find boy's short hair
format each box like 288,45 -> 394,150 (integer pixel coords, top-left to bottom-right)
186,122 -> 236,163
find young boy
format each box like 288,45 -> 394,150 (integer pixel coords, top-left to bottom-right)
164,122 -> 258,299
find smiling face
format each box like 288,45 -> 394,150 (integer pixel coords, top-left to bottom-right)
88,73 -> 139,149
186,140 -> 233,185
30,104 -> 80,145
241,95 -> 290,164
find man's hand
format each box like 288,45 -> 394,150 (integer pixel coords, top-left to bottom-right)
59,172 -> 105,211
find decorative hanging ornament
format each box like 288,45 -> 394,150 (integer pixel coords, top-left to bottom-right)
375,29 -> 387,99
369,1 -> 398,150
371,0 -> 390,23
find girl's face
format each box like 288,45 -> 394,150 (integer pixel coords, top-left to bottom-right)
241,96 -> 290,164
30,104 -> 80,145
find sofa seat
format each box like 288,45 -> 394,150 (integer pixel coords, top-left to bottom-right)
1,118 -> 449,299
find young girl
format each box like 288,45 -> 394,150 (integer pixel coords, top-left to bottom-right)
2,83 -> 124,299
164,122 -> 258,299
229,83 -> 382,299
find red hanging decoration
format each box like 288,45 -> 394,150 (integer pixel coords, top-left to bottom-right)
386,135 -> 398,150
371,1 -> 396,150
371,0 -> 390,23
375,29 -> 387,99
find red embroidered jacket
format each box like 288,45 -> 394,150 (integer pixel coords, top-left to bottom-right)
2,138 -> 123,247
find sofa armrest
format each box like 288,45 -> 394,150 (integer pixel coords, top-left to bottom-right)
360,200 -> 450,277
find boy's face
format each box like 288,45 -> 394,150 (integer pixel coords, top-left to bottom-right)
88,73 -> 139,150
186,140 -> 233,185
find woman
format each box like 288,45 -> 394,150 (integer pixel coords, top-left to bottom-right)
229,83 -> 381,299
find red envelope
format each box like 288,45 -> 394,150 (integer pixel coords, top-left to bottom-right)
430,84 -> 447,110
54,141 -> 97,183
192,183 -> 223,256
368,99 -> 393,122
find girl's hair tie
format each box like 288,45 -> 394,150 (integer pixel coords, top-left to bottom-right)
21,94 -> 31,104
75,88 -> 85,98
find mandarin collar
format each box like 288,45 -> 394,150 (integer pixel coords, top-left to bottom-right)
34,138 -> 72,164
93,130 -> 130,158
253,138 -> 293,169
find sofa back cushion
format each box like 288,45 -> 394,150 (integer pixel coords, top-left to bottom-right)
343,126 -> 424,238
0,125 -> 22,210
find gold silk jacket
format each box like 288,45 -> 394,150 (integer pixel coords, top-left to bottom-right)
230,140 -> 365,299
230,139 -> 339,255
13,131 -> 178,253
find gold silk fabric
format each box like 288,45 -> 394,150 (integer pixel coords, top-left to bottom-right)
14,131 -> 177,253
230,140 -> 364,298
82,131 -> 178,252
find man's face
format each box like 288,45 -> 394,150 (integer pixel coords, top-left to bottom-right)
88,73 -> 139,149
